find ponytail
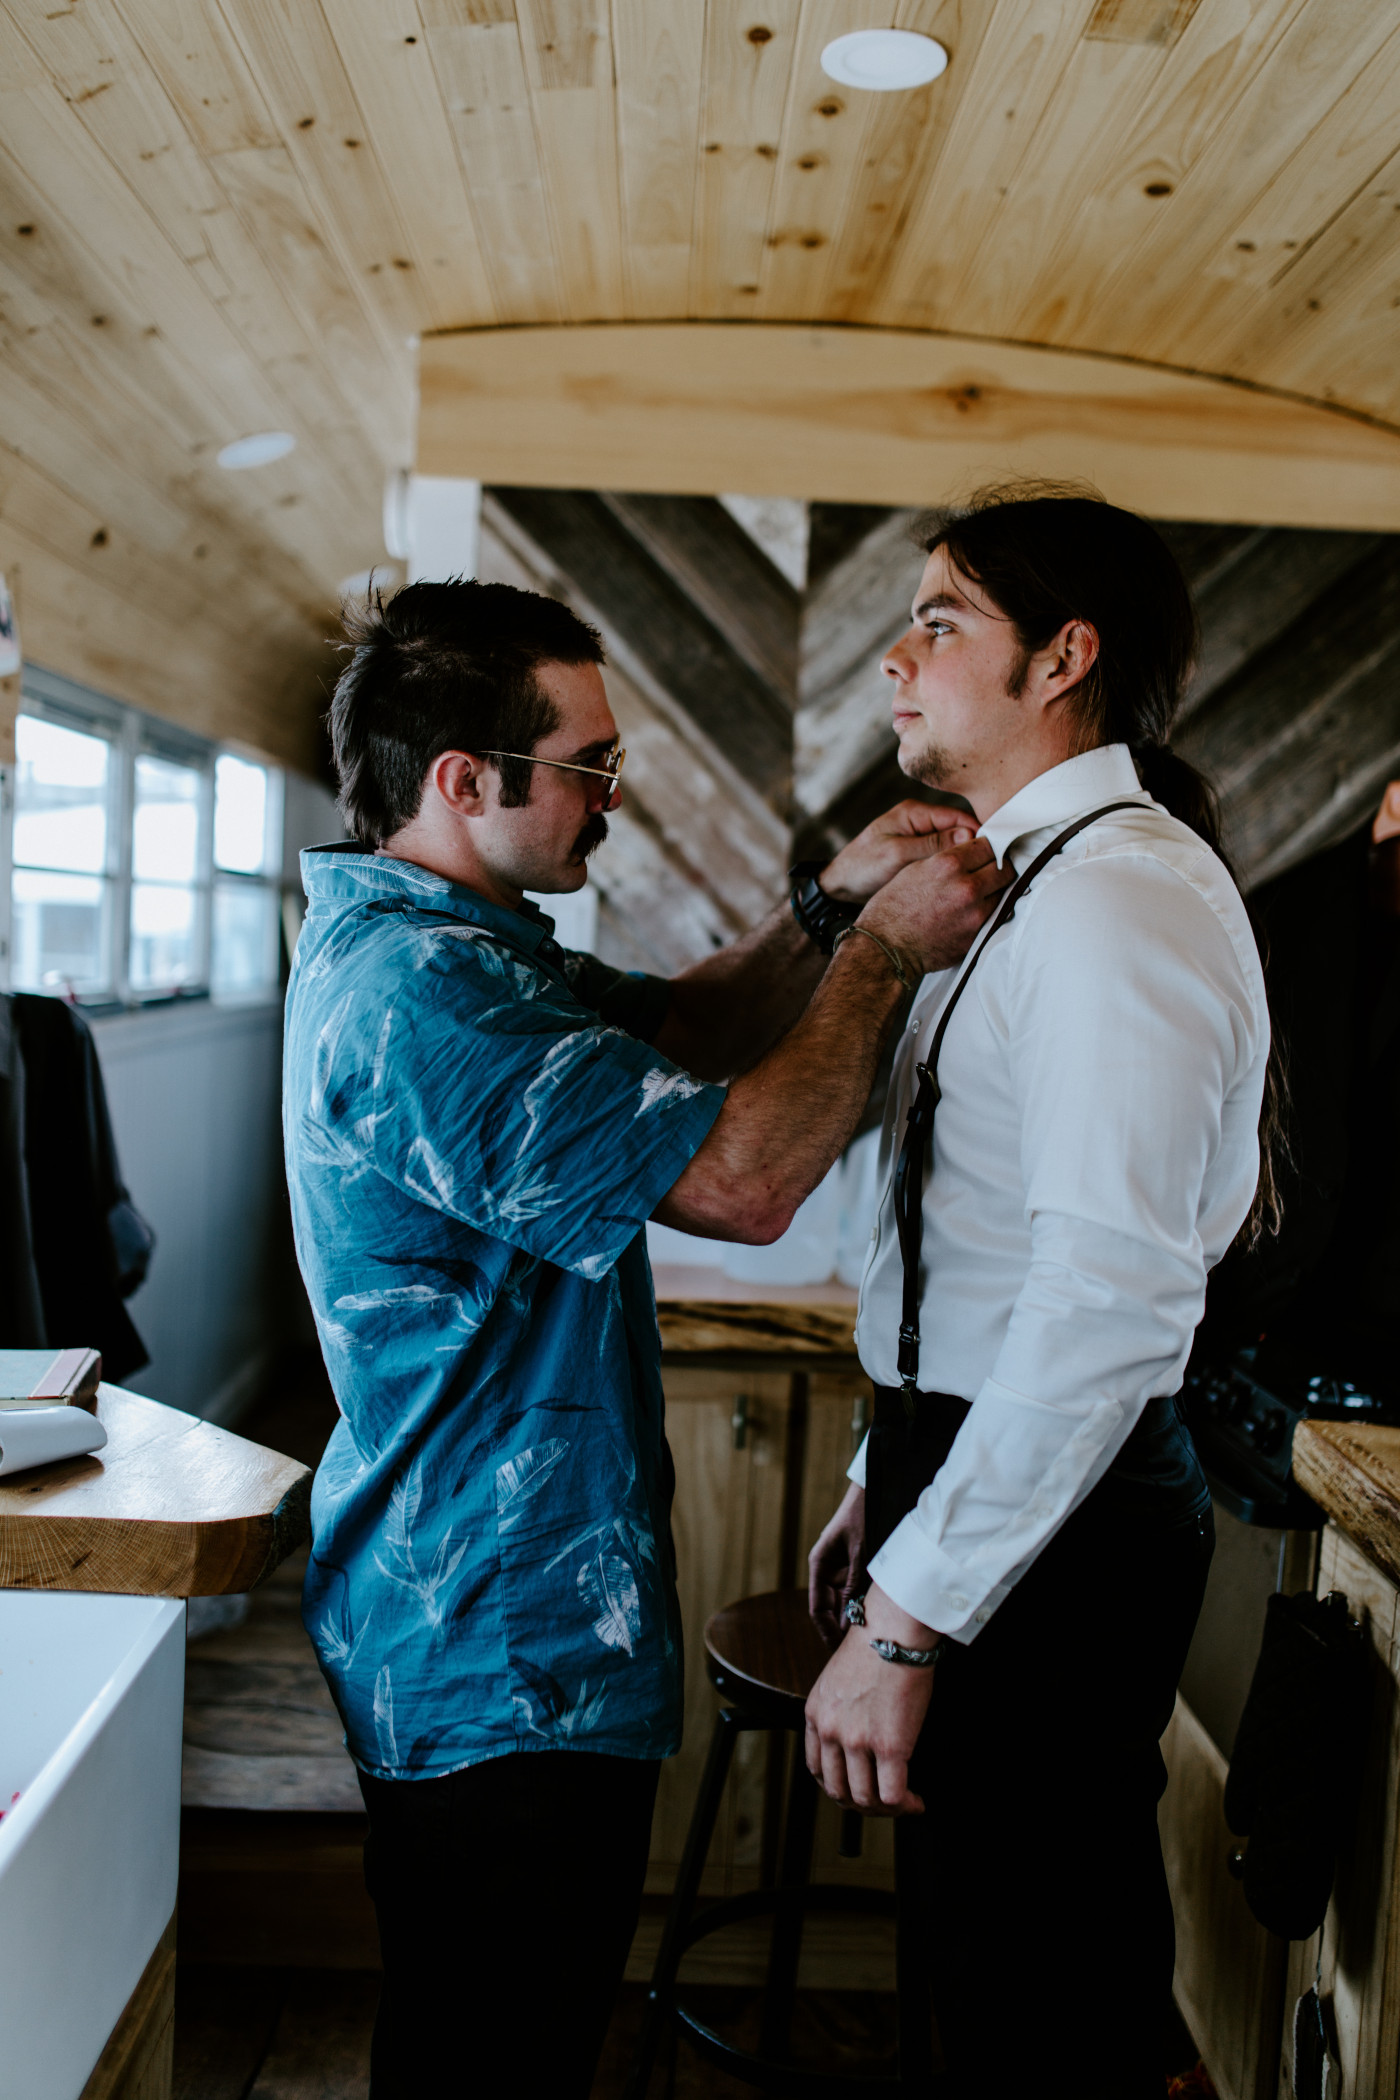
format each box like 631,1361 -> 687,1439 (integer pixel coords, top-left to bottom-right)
1129,745 -> 1289,1251
1129,743 -> 1224,857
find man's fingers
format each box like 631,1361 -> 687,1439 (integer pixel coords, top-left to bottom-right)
883,799 -> 972,838
874,1748 -> 922,1816
843,1748 -> 881,1812
805,1711 -> 822,1780
820,1739 -> 854,1807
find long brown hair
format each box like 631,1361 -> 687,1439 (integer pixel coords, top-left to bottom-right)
916,482 -> 1287,1246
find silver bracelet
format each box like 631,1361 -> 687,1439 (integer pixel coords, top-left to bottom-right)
831,923 -> 916,994
845,1590 -> 941,1668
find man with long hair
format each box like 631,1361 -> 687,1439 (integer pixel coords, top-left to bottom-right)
805,487 -> 1274,2097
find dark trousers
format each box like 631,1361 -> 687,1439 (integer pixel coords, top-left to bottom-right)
867,1389 -> 1214,2100
358,1749 -> 660,2098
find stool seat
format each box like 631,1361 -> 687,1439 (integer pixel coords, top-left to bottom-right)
704,1588 -> 836,1714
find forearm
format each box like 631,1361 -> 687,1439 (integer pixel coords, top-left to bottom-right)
654,937 -> 906,1241
651,899 -> 825,1081
868,1219 -> 1206,1641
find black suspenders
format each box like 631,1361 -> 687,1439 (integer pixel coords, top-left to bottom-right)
893,801 -> 1147,1407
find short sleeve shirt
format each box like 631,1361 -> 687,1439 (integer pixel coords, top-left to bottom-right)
284,846 -> 724,1779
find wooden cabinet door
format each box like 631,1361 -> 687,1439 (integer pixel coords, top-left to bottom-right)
798,1372 -> 894,1895
1278,1524 -> 1400,2100
648,1368 -> 792,1896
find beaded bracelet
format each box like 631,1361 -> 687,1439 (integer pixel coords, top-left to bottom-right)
831,923 -> 916,995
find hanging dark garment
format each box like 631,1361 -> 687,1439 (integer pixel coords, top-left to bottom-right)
1195,819 -> 1400,1388
4,994 -> 154,1382
0,998 -> 45,1346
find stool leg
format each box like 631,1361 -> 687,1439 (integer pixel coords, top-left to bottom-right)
894,1812 -> 936,2094
758,1734 -> 820,2061
623,1705 -> 744,2100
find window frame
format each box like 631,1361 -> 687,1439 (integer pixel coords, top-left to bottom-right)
3,664 -> 284,1010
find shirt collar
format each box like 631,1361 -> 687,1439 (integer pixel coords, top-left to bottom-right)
299,843 -> 561,959
977,744 -> 1148,869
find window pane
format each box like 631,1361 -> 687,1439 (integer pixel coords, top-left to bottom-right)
130,881 -> 197,991
10,869 -> 110,994
211,883 -> 279,997
133,754 -> 201,883
214,754 -> 269,874
14,716 -> 110,874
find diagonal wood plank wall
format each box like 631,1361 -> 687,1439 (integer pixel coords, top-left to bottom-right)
479,487 -> 1400,970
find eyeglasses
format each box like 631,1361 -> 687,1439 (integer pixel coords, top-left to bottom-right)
481,744 -> 626,812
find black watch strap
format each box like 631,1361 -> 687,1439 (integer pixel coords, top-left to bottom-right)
789,860 -> 859,955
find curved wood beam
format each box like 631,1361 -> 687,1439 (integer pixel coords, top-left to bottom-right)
419,324 -> 1400,533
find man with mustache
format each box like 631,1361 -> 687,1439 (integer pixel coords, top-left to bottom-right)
283,577 -> 1005,2099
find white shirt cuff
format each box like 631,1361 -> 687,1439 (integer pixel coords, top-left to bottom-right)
867,1521 -> 1014,1645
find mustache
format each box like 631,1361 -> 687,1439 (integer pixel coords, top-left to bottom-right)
571,814 -> 609,863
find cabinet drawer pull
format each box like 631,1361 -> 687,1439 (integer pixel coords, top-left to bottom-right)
732,1393 -> 748,1450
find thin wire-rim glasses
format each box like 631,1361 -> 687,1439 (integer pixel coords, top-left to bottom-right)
481,744 -> 625,811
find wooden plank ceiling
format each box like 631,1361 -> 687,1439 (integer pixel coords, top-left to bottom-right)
479,489 -> 1400,970
2,0 -> 1398,779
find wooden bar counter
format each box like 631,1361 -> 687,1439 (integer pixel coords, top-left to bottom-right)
0,1384 -> 312,1596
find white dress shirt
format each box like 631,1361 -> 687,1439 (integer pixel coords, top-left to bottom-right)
851,743 -> 1269,1643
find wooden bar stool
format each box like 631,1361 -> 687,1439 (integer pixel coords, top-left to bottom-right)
625,1588 -> 939,2098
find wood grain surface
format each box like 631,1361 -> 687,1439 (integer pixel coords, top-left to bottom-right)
79,1915 -> 177,2100
654,1267 -> 859,1362
1292,1421 -> 1400,1588
182,1546 -> 362,1813
419,323 -> 1400,530
705,1585 -> 835,1706
7,0 -> 1400,777
1158,1698 -> 1284,2100
0,1384 -> 311,1596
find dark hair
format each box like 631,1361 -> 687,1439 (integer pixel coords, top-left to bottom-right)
916,482 -> 1286,1244
328,577 -> 605,847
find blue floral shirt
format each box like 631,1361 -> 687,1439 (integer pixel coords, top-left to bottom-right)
284,846 -> 724,1779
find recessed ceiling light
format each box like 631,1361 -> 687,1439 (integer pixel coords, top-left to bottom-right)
820,29 -> 948,90
216,431 -> 297,470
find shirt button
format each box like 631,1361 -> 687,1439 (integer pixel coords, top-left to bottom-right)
974,1608 -> 991,1625
869,1227 -> 878,1244
947,1592 -> 969,1611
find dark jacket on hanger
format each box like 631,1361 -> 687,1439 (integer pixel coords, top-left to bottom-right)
0,994 -> 153,1382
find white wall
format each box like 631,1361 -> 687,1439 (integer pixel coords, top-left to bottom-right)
92,1000 -> 289,1421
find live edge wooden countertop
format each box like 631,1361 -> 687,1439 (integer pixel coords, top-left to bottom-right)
1293,1422 -> 1400,1590
0,1384 -> 311,1597
652,1264 -> 860,1365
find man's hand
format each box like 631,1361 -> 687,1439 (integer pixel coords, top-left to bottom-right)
809,1482 -> 867,1649
804,1583 -> 941,1816
822,800 -> 977,905
859,834 -> 1009,979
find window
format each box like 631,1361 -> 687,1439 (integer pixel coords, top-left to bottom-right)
11,714 -> 118,998
130,751 -> 205,994
5,669 -> 284,1006
211,754 -> 283,999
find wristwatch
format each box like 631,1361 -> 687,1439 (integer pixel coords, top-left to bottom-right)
845,1590 -> 941,1668
790,860 -> 860,955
